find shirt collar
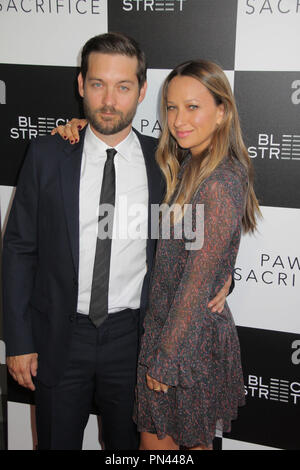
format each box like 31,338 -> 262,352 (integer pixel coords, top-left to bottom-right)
84,124 -> 135,162
115,130 -> 136,162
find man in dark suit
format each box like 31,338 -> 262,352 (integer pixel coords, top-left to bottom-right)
3,33 -> 230,450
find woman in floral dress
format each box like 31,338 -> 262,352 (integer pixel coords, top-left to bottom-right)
134,60 -> 261,450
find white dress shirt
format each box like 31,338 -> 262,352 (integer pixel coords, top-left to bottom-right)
77,125 -> 149,315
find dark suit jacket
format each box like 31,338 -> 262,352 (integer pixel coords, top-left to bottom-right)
2,128 -> 165,387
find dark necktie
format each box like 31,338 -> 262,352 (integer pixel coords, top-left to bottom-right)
89,148 -> 117,328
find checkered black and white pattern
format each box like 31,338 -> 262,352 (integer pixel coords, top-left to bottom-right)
0,0 -> 299,450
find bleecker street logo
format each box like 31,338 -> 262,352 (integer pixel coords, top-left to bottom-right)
10,116 -> 69,140
123,0 -> 186,12
248,133 -> 300,161
245,375 -> 300,405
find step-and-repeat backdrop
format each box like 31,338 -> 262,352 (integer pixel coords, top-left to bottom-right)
0,0 -> 299,450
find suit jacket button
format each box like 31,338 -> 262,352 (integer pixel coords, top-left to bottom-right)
69,314 -> 76,322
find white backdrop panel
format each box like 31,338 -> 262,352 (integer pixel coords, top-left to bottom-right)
0,185 -> 15,231
235,0 -> 300,71
7,402 -> 102,450
222,437 -> 280,450
0,0 -> 108,66
228,205 -> 300,334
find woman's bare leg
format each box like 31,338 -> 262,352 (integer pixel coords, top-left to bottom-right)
189,443 -> 213,450
139,431 -> 179,450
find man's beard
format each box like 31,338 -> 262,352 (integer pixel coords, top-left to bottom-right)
83,99 -> 138,136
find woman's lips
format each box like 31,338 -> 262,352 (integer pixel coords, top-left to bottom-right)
176,130 -> 193,139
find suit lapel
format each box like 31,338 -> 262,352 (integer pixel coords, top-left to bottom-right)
59,129 -> 86,276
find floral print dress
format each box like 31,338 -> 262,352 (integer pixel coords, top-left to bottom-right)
134,155 -> 247,448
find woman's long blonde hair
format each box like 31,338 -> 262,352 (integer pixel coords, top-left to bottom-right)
156,60 -> 261,233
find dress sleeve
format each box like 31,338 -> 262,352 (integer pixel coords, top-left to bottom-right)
146,174 -> 244,388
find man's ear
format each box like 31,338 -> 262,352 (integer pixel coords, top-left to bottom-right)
138,81 -> 147,105
78,72 -> 84,98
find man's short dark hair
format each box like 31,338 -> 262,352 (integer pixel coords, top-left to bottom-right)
80,32 -> 147,89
